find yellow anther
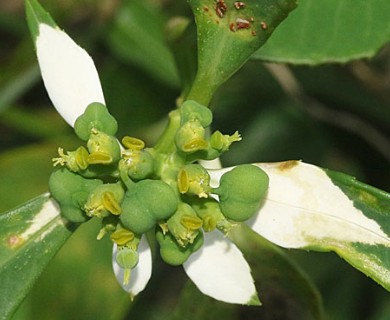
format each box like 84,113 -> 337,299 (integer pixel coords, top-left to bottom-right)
88,151 -> 112,164
122,136 -> 145,150
180,214 -> 203,230
183,138 -> 208,152
102,192 -> 122,215
110,228 -> 135,246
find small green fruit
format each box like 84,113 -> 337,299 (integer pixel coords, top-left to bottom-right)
214,164 -> 269,221
156,229 -> 203,266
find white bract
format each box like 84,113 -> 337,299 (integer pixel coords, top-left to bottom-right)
35,22 -> 390,303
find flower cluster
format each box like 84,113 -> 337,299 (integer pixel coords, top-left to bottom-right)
29,8 -> 272,304
49,98 -> 269,289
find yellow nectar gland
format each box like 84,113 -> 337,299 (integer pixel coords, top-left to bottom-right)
102,192 -> 122,215
122,136 -> 145,150
110,229 -> 135,246
180,214 -> 203,230
183,138 -> 208,152
88,151 -> 112,164
178,169 -> 189,194
202,214 -> 217,232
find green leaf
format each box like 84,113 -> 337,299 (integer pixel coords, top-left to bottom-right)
106,0 -> 180,87
25,0 -> 57,42
324,169 -> 390,290
0,194 -> 76,318
187,0 -> 297,105
245,161 -> 390,292
13,219 -> 131,320
255,0 -> 390,64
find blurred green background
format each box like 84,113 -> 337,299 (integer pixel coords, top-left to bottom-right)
1,0 -> 389,319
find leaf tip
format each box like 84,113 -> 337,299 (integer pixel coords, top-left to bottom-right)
25,0 -> 57,42
247,292 -> 261,306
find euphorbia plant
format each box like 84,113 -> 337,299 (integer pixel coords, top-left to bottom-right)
1,0 -> 389,318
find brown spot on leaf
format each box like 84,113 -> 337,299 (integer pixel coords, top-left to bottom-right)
7,235 -> 23,248
278,161 -> 299,171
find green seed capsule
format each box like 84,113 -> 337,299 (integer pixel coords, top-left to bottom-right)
180,100 -> 212,127
115,246 -> 139,285
74,102 -> 118,141
121,149 -> 154,180
49,168 -> 103,223
214,164 -> 269,222
115,247 -> 139,269
156,229 -> 204,266
120,180 -> 178,234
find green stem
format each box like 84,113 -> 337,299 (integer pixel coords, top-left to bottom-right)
185,73 -> 217,106
154,109 -> 181,154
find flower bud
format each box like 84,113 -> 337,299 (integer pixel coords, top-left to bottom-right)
49,168 -> 103,223
156,229 -> 203,266
214,164 -> 269,221
74,102 -> 118,141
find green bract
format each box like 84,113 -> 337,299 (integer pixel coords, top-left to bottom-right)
74,102 -> 118,141
180,100 -> 213,127
214,164 -> 269,221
